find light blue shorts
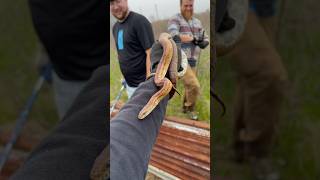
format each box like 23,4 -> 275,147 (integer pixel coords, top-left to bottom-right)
126,84 -> 138,99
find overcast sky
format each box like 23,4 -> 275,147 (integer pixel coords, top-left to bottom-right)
128,0 -> 210,21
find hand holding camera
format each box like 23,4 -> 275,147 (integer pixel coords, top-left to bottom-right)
192,30 -> 209,49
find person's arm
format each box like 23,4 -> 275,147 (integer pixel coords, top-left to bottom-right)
136,15 -> 154,79
180,34 -> 194,43
194,20 -> 209,49
145,48 -> 151,79
203,27 -> 210,44
168,16 -> 194,43
110,76 -> 168,179
110,40 -> 180,179
11,66 -> 108,180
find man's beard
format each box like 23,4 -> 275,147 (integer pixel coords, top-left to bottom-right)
114,8 -> 128,21
182,10 -> 193,20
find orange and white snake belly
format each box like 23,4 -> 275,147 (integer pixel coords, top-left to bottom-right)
138,33 -> 178,120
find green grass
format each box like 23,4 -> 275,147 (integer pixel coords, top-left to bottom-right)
212,1 -> 320,179
110,47 -> 211,122
0,0 -> 58,130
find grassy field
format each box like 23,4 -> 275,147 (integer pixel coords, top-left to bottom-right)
110,12 -> 211,122
110,47 -> 211,122
0,1 -> 58,132
213,0 -> 320,179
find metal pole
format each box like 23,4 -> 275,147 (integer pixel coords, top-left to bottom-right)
195,30 -> 206,77
196,49 -> 202,77
110,80 -> 126,116
0,76 -> 45,172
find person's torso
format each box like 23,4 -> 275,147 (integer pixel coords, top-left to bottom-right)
170,14 -> 203,61
112,12 -> 153,87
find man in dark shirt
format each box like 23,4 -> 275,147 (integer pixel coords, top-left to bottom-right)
28,0 -> 107,119
111,0 -> 154,99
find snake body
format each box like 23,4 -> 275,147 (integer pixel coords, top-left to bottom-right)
138,33 -> 177,120
168,38 -> 178,85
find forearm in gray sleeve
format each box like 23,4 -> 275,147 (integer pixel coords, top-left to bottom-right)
110,77 -> 169,180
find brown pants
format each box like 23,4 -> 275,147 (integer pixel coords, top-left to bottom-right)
181,65 -> 200,111
230,12 -> 288,157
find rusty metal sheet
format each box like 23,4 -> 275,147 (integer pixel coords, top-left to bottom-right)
154,139 -> 210,164
149,157 -> 208,180
162,121 -> 210,137
152,146 -> 210,172
150,155 -> 208,178
110,105 -> 211,179
0,149 -> 27,178
0,131 -> 39,151
165,116 -> 210,130
150,118 -> 210,179
156,135 -> 210,155
159,126 -> 210,146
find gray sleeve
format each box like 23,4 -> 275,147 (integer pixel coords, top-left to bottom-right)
11,66 -> 108,180
110,77 -> 169,180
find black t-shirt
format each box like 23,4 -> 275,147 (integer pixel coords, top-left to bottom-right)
112,11 -> 154,87
28,0 -> 108,80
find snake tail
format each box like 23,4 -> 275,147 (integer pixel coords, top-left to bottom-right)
138,79 -> 172,120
